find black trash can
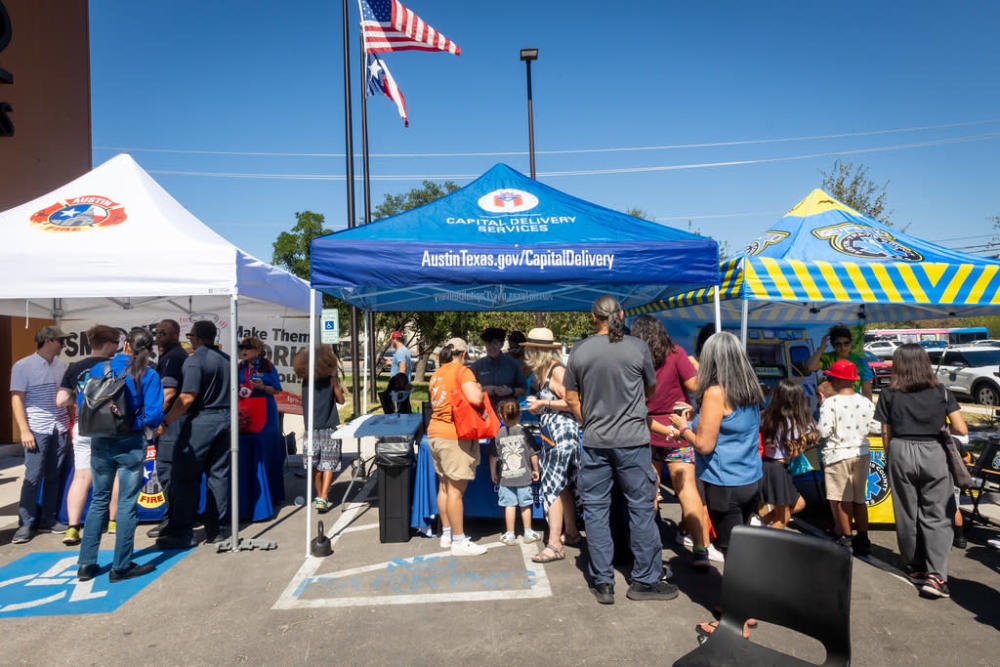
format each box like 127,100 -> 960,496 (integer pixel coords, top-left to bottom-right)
376,436 -> 413,543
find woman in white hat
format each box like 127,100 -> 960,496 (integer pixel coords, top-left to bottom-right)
523,327 -> 582,562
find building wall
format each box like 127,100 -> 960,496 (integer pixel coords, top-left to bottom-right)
0,0 -> 91,441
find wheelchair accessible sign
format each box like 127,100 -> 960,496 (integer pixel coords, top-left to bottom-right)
321,309 -> 340,344
0,549 -> 191,617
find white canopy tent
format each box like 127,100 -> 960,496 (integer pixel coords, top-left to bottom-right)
0,153 -> 318,550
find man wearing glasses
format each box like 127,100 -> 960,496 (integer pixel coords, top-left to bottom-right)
147,319 -> 188,538
10,326 -> 71,543
806,324 -> 874,400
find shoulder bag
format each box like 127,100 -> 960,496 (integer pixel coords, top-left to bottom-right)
938,388 -> 973,489
450,364 -> 500,440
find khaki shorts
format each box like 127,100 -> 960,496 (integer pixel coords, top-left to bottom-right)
825,456 -> 868,504
429,437 -> 480,481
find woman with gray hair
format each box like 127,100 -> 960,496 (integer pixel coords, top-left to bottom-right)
524,327 -> 582,563
668,331 -> 764,554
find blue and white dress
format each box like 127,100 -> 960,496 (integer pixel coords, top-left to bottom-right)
536,363 -> 581,511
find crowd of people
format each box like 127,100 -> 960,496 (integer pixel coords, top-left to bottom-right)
9,319 -> 293,582
426,298 -> 971,609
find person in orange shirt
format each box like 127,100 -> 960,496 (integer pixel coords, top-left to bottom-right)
427,337 -> 487,557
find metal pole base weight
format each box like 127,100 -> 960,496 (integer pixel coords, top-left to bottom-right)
216,536 -> 278,553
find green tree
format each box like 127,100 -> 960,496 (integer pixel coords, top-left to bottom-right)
820,160 -> 892,225
271,210 -> 331,279
372,180 -> 460,221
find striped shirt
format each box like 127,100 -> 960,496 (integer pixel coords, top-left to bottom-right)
10,352 -> 69,433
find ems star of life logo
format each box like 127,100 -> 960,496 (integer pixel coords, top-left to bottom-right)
866,450 -> 890,507
477,188 -> 539,213
30,196 -> 127,232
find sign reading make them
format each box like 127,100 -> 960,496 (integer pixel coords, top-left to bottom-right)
321,308 -> 340,344
0,549 -> 190,618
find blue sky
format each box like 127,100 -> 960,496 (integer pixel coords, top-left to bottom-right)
89,1 -> 1000,262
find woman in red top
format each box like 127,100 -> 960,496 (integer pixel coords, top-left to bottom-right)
632,316 -> 714,569
427,338 -> 487,557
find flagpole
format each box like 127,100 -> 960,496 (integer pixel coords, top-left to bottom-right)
342,0 -> 361,416
360,38 -> 378,405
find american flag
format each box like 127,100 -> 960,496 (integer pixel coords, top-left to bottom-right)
366,53 -> 409,127
359,0 -> 461,55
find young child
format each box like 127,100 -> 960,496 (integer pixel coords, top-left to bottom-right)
759,380 -> 816,529
489,399 -> 541,546
817,359 -> 876,555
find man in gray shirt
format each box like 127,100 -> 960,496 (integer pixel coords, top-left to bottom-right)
564,296 -> 678,604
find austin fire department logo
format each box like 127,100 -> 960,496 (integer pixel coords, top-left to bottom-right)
138,444 -> 165,509
745,230 -> 790,256
812,223 -> 922,262
30,196 -> 127,232
477,188 -> 539,213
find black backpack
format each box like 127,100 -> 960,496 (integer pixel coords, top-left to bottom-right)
78,361 -> 139,437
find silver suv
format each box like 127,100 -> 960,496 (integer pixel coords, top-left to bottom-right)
927,346 -> 1000,406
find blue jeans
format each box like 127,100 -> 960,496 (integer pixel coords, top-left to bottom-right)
78,435 -> 146,572
18,428 -> 70,527
579,445 -> 661,586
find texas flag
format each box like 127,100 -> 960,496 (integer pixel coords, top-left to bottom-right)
366,53 -> 408,127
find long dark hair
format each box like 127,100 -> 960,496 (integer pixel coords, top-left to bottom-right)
592,295 -> 624,343
889,343 -> 938,392
630,315 -> 675,368
127,327 -> 154,387
760,379 -> 814,458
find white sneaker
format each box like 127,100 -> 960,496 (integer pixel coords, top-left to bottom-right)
522,529 -> 541,544
500,531 -> 518,546
749,515 -> 763,527
451,539 -> 487,557
675,533 -> 694,548
707,544 -> 725,563
439,533 -> 452,549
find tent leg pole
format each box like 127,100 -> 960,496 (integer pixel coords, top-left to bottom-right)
740,298 -> 749,349
362,313 -> 370,414
713,286 -> 722,333
228,294 -> 240,551
306,290 -> 317,557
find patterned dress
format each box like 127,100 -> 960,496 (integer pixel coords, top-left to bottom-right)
536,363 -> 581,511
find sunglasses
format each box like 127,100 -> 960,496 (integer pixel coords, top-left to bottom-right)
153,329 -> 172,336
238,344 -> 255,351
52,337 -> 68,345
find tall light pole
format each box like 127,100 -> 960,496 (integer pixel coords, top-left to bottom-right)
521,48 -> 542,326
520,48 -> 538,179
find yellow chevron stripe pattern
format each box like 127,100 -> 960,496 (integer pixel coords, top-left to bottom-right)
941,265 -> 973,304
843,262 -> 876,301
895,263 -> 930,303
967,265 -> 998,304
760,257 -> 796,299
869,263 -> 904,302
814,261 -> 850,300
743,261 -> 769,299
786,258 -> 823,300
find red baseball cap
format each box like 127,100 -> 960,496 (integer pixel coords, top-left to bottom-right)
825,359 -> 859,381
390,331 -> 403,340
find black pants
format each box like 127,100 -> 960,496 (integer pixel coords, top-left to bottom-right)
703,480 -> 761,553
169,410 -> 231,539
155,415 -> 187,527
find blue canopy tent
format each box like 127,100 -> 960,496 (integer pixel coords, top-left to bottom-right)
310,163 -> 720,312
627,189 -> 1000,336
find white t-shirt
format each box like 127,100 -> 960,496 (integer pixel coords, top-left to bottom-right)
10,352 -> 69,434
817,393 -> 875,465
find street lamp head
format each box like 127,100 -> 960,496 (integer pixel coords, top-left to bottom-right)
520,48 -> 538,61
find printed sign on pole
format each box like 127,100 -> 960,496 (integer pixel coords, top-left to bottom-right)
321,308 -> 340,344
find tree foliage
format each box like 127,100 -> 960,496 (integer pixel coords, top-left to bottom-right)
820,160 -> 892,225
271,210 -> 331,280
372,180 -> 460,220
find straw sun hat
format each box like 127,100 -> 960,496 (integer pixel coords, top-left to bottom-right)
520,327 -> 561,349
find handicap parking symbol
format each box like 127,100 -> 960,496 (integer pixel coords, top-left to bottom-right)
0,548 -> 191,618
324,321 -> 336,330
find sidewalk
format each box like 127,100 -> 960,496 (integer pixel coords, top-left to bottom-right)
0,455 -> 998,664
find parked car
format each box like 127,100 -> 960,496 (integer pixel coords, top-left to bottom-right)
917,340 -> 947,350
864,339 -> 900,359
971,339 -> 1000,347
863,351 -> 892,388
927,346 -> 1000,406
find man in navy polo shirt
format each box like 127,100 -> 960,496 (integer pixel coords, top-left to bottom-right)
155,320 -> 231,548
11,326 -> 71,543
471,327 -> 526,405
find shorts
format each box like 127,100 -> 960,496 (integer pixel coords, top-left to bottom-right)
72,422 -> 91,471
498,484 -> 533,507
429,436 -> 480,481
652,445 -> 695,465
824,456 -> 867,504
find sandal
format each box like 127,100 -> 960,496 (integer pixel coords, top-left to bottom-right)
695,619 -> 756,640
562,533 -> 583,547
313,497 -> 331,513
532,544 -> 566,563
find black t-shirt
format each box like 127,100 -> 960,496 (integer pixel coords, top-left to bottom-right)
157,343 -> 188,411
874,385 -> 959,441
180,345 -> 231,412
488,424 -> 536,487
301,375 -> 340,430
61,356 -> 109,394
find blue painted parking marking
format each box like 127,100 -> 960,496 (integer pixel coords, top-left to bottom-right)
0,548 -> 192,618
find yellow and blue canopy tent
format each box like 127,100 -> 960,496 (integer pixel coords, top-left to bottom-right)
626,189 -> 1000,339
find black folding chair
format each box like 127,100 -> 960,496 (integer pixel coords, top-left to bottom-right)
674,526 -> 852,666
966,434 -> 1000,527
